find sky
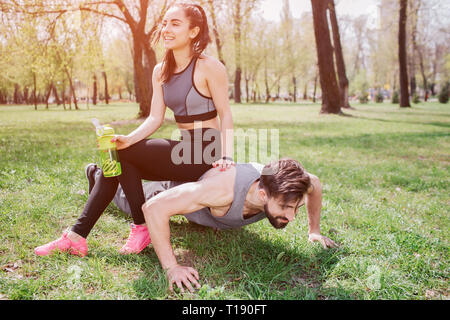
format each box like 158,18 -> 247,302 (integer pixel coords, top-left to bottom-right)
261,0 -> 380,21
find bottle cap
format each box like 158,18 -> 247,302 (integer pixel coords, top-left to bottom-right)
100,125 -> 115,136
92,118 -> 115,137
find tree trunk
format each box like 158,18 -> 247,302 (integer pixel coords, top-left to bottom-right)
206,0 -> 225,65
313,71 -> 318,103
276,82 -> 280,100
235,67 -> 242,103
102,69 -> 109,105
292,76 -> 297,102
418,48 -> 428,101
52,83 -> 61,105
329,0 -> 351,109
430,44 -> 442,96
398,0 -> 411,107
233,0 -> 242,103
142,43 -> 157,117
13,84 -> 20,104
62,78 -> 66,110
24,86 -> 29,104
245,70 -> 250,103
65,68 -> 79,110
93,74 -> 98,105
133,32 -> 153,118
311,0 -> 341,114
33,72 -> 37,110
264,56 -> 270,103
409,0 -> 419,97
45,82 -> 53,109
0,90 -> 6,104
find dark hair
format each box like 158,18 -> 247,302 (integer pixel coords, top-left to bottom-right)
152,2 -> 212,84
259,158 -> 311,203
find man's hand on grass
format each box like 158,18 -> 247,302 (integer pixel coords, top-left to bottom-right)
308,233 -> 338,249
166,264 -> 201,293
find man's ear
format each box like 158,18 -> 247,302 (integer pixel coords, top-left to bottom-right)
258,188 -> 268,202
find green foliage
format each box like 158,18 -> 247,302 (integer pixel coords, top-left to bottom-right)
412,93 -> 421,104
359,93 -> 369,104
375,91 -> 384,103
350,71 -> 369,98
391,91 -> 399,104
0,102 -> 448,300
438,82 -> 449,104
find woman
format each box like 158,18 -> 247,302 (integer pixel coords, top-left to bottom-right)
35,3 -> 234,257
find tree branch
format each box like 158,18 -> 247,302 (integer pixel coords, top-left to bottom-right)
78,6 -> 127,24
113,0 -> 137,32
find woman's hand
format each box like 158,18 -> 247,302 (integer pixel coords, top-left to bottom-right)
166,264 -> 201,293
213,157 -> 235,171
111,135 -> 132,150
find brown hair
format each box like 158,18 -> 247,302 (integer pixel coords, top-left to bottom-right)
151,2 -> 212,84
259,158 -> 311,203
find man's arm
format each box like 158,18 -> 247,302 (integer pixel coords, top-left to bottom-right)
141,168 -> 234,292
305,173 -> 338,249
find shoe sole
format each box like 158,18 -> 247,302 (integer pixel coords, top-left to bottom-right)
85,163 -> 97,194
35,247 -> 87,257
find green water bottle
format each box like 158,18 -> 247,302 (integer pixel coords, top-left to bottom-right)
93,119 -> 122,177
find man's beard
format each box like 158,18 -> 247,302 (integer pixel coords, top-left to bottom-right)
264,204 -> 288,229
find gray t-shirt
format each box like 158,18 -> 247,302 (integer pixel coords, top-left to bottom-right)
112,163 -> 266,229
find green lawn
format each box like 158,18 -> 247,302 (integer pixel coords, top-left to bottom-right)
0,101 -> 448,300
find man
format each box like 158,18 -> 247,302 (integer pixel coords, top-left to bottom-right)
106,158 -> 337,293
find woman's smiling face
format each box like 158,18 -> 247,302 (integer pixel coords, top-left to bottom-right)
161,6 -> 199,50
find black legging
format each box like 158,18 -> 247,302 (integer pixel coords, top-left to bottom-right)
71,128 -> 221,238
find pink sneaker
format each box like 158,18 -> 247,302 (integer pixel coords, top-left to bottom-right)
34,232 -> 88,257
119,223 -> 151,254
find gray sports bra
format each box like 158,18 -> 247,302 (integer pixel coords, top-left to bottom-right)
162,56 -> 217,123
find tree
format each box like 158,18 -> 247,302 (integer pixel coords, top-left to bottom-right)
78,0 -> 168,117
329,0 -> 351,109
280,0 -> 294,101
228,0 -> 258,103
311,0 -> 341,114
399,0 -> 411,107
297,12 -> 317,102
408,0 -> 419,97
5,0 -> 168,117
200,0 -> 226,65
241,15 -> 268,103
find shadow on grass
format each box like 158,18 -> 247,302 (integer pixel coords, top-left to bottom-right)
126,219 -> 360,300
275,126 -> 449,152
348,114 -> 450,129
351,107 -> 450,118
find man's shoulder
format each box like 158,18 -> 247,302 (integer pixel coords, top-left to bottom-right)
202,166 -> 236,186
247,162 -> 264,173
194,166 -> 235,206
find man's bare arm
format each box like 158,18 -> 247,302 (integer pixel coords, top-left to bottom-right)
141,168 -> 234,292
305,173 -> 338,249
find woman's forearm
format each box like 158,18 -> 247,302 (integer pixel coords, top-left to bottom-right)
220,113 -> 234,159
127,116 -> 162,146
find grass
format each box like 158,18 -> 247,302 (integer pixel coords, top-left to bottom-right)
0,101 -> 448,300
